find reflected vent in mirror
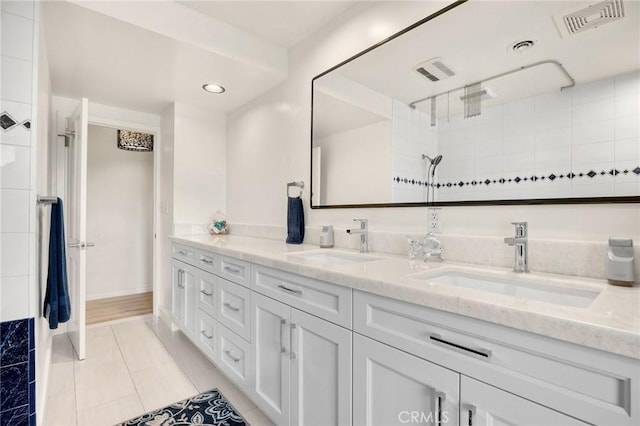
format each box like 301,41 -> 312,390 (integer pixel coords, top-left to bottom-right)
458,87 -> 497,103
414,57 -> 456,82
558,0 -> 625,36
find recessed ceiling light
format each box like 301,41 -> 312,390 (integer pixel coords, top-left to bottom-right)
202,83 -> 225,94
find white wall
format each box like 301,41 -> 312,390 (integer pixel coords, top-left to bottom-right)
173,102 -> 227,230
86,125 -> 153,299
226,1 -> 640,247
158,104 -> 175,323
316,120 -> 391,205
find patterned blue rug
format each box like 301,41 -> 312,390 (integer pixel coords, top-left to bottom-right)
116,389 -> 248,426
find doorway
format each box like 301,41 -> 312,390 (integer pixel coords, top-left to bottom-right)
84,124 -> 154,324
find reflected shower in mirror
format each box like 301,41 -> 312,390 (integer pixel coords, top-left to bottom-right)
311,0 -> 640,208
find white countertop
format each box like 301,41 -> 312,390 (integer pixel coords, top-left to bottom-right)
170,234 -> 640,359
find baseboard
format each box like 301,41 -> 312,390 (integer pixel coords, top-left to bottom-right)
159,306 -> 176,331
86,287 -> 152,301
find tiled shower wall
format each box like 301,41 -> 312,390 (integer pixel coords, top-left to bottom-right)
435,71 -> 640,202
391,99 -> 437,202
1,1 -> 38,425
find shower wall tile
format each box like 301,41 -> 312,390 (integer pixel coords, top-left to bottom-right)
0,318 -> 35,423
0,277 -> 29,322
0,1 -> 35,20
0,145 -> 31,189
0,189 -> 29,233
1,11 -> 34,62
0,56 -> 32,104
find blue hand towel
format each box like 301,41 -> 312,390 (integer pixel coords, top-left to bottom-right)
43,197 -> 71,329
286,196 -> 305,244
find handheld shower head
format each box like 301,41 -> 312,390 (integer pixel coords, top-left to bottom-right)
422,154 -> 443,166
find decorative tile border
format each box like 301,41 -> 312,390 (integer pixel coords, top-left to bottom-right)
0,112 -> 31,132
0,318 -> 36,426
393,167 -> 640,189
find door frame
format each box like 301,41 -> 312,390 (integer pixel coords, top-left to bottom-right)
87,115 -> 161,316
56,110 -> 162,318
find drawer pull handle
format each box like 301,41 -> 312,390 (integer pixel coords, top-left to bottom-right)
225,350 -> 241,363
178,270 -> 185,288
200,257 -> 214,264
290,323 -> 297,360
224,266 -> 241,274
178,250 -> 188,256
278,284 -> 302,296
280,318 -> 287,353
201,330 -> 213,340
200,290 -> 213,296
223,302 -> 240,312
429,333 -> 492,359
467,405 -> 476,426
433,391 -> 446,426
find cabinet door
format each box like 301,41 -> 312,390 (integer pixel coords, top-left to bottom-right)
218,278 -> 251,341
197,309 -> 218,364
291,309 -> 352,426
197,270 -> 217,318
182,263 -> 198,339
353,334 -> 459,426
461,376 -> 588,426
251,292 -> 291,425
171,260 -> 187,326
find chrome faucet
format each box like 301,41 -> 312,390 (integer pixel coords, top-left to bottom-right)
504,222 -> 529,273
422,233 -> 445,262
347,219 -> 369,253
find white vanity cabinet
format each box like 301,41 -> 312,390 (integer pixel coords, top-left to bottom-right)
353,333 -> 458,426
460,376 -> 588,426
354,290 -> 639,426
251,290 -> 352,426
171,259 -> 198,338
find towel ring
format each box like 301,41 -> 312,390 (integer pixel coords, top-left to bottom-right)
287,181 -> 304,198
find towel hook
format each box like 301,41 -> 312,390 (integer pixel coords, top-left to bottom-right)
287,181 -> 304,198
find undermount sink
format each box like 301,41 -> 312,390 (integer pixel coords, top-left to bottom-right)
410,271 -> 601,308
287,250 -> 382,265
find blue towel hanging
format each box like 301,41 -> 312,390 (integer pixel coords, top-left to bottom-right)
286,196 -> 305,244
43,197 -> 71,329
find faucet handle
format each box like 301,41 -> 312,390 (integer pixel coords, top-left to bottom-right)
511,221 -> 528,236
353,219 -> 368,227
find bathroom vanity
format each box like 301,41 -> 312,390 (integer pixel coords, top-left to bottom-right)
169,234 -> 639,426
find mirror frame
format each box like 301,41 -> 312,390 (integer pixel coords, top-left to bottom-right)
309,0 -> 640,209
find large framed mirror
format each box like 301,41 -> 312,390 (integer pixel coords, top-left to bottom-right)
311,0 -> 640,208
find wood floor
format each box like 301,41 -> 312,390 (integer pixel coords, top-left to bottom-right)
86,292 -> 153,325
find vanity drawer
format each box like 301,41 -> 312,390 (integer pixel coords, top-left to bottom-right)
172,243 -> 198,267
218,324 -> 251,392
217,277 -> 251,342
197,309 -> 218,364
218,255 -> 251,288
197,250 -> 217,274
197,270 -> 217,318
354,290 -> 639,426
252,265 -> 352,328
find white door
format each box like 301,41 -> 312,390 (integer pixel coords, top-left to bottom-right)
251,292 -> 291,425
290,308 -> 352,426
183,263 -> 198,338
65,98 -> 88,360
460,376 -> 589,426
353,333 -> 459,426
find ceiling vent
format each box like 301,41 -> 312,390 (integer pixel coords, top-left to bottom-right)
414,57 -> 456,83
557,0 -> 625,36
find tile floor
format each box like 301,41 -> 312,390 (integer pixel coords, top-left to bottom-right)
43,316 -> 273,426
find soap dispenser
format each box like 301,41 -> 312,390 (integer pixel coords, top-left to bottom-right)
607,238 -> 635,287
320,225 -> 334,248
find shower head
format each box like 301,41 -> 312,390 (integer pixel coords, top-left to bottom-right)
422,154 -> 443,166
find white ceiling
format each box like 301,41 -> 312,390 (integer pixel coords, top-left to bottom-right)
178,1 -> 357,48
42,0 -> 361,114
324,0 -> 640,116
